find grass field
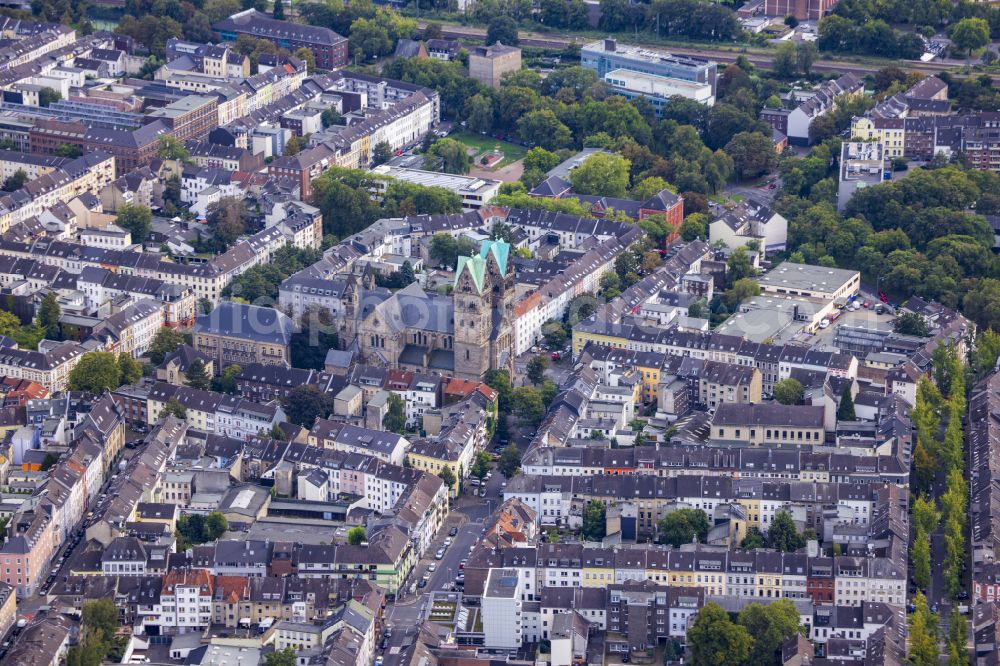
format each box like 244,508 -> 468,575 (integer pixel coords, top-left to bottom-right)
450,131 -> 528,167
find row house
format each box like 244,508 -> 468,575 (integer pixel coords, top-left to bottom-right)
505,473 -> 886,540
294,525 -> 414,596
466,544 -> 904,609
146,382 -> 285,440
520,444 -> 907,487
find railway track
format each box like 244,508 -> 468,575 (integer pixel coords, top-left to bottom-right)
424,22 -> 995,81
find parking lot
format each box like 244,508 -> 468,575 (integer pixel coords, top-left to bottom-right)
808,300 -> 897,348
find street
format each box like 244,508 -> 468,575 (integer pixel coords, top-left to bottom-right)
384,464 -> 505,633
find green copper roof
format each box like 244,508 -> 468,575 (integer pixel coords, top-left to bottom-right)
454,254 -> 487,293
454,239 -> 511,293
479,239 -> 511,277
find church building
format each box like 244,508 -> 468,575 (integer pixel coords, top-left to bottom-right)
356,239 -> 515,380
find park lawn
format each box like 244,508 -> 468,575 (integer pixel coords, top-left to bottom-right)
450,131 -> 528,167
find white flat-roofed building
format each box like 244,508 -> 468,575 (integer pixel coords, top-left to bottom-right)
369,165 -> 502,211
482,568 -> 524,648
757,262 -> 861,302
838,141 -> 888,211
603,68 -> 715,111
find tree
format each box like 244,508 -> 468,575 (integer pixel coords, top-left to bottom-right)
527,355 -> 549,385
499,443 -> 521,478
796,41 -> 818,76
157,135 -> 189,161
272,0 -> 284,19
681,213 -> 707,241
284,134 -> 303,157
81,598 -> 118,642
471,452 -> 492,481
212,363 -> 241,394
37,292 -> 61,340
347,526 -> 366,545
265,647 -> 297,666
511,386 -> 545,426
285,384 -> 332,427
438,466 -> 457,490
117,203 -> 153,244
204,512 -> 228,540
947,608 -> 969,666
727,246 -> 754,281
772,41 -> 797,79
38,87 -> 61,108
185,358 -> 210,390
523,147 -> 561,174
772,378 -> 804,405
725,132 -> 777,181
149,327 -> 184,364
517,109 -> 573,151
118,354 -> 142,385
465,93 -> 495,134
737,600 -> 801,666
912,526 -> 931,590
56,143 -> 82,158
429,232 -> 476,268
40,452 -> 59,471
582,500 -> 606,541
293,46 -> 316,72
569,153 -> 631,198
837,384 -> 855,421
321,107 -> 342,128
486,16 -> 518,45
425,138 -> 473,174
908,591 -> 939,666
383,393 -> 407,433
950,17 -> 990,57
687,603 -> 752,666
1,168 -> 27,192
722,278 -> 760,310
161,396 -> 187,420
894,311 -> 929,336
542,320 -> 568,349
765,511 -> 805,552
658,508 -> 710,547
372,141 -> 393,166
68,352 -> 122,394
740,527 -> 765,550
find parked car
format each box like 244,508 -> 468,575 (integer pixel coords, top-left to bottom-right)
428,563 -> 437,572
435,549 -> 445,560
417,579 -> 427,589
448,527 -> 458,537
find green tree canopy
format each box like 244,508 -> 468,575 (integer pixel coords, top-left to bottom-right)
383,393 -> 407,433
285,384 -> 332,427
658,508 -> 710,547
687,602 -> 752,666
68,352 -> 122,394
116,202 -> 153,244
569,153 -> 631,198
582,500 -> 606,541
185,358 -> 210,390
347,526 -> 366,545
499,443 -> 521,478
772,378 -> 805,405
765,511 -> 806,552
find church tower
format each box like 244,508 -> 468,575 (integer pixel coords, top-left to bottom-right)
452,239 -> 515,380
453,251 -> 493,379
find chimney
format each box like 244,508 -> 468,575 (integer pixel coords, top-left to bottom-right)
604,39 -> 616,52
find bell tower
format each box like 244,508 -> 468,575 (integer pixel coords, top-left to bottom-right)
453,253 -> 492,379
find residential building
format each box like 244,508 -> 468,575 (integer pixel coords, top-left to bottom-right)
193,301 -> 294,370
